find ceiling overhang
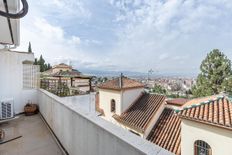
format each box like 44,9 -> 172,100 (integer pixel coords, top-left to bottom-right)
0,0 -> 20,46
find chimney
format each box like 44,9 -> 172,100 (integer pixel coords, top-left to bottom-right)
119,73 -> 123,88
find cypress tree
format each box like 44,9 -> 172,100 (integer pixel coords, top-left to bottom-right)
192,49 -> 232,97
28,42 -> 32,53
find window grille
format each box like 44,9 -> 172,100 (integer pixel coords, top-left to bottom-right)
194,140 -> 212,155
111,99 -> 116,113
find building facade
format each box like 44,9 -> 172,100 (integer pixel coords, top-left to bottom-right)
98,75 -> 232,155
41,63 -> 92,95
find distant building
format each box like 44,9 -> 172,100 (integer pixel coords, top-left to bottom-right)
97,75 -> 144,121
97,75 -> 232,155
41,63 -> 92,95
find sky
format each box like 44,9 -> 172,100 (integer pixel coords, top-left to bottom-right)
16,0 -> 232,76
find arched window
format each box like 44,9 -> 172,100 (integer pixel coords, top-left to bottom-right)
111,99 -> 116,113
194,140 -> 212,155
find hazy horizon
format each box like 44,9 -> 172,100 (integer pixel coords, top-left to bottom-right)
16,0 -> 232,76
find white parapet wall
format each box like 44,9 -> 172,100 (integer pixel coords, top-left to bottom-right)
38,89 -> 173,155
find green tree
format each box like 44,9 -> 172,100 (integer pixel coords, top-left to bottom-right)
47,63 -> 52,70
192,49 -> 232,97
150,84 -> 167,95
34,55 -> 52,72
28,42 -> 32,53
222,76 -> 232,95
34,58 -> 38,65
38,55 -> 45,72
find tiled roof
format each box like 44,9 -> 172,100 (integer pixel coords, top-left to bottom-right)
52,70 -> 91,78
41,68 -> 53,75
166,98 -> 189,106
98,76 -> 144,90
147,108 -> 181,155
181,95 -> 222,108
179,97 -> 232,130
53,63 -> 71,68
113,93 -> 165,133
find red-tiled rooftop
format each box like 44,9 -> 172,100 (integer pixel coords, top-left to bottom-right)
166,98 -> 189,106
179,97 -> 232,130
53,63 -> 71,68
98,76 -> 144,90
113,93 -> 165,133
147,108 -> 181,155
52,70 -> 91,78
181,95 -> 221,108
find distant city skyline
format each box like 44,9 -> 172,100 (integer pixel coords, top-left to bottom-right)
16,0 -> 232,76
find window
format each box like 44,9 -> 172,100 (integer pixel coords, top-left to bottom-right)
23,61 -> 40,89
111,99 -> 116,113
194,140 -> 212,155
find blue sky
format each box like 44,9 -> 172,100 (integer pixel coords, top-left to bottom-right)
17,0 -> 232,76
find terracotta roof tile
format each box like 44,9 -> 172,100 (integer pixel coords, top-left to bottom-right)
166,98 -> 189,106
98,76 -> 144,90
52,70 -> 91,78
113,93 -> 165,133
181,95 -> 222,108
179,97 -> 232,130
53,63 -> 71,68
147,108 -> 181,155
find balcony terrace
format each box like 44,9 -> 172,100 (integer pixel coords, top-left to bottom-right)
0,88 -> 173,155
0,114 -> 64,155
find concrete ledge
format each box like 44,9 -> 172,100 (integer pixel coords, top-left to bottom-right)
39,113 -> 69,155
38,89 -> 174,155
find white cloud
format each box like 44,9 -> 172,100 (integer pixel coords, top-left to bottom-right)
16,7 -> 110,71
40,0 -> 92,19
14,0 -> 232,75
107,0 -> 232,73
17,17 -> 90,65
16,0 -> 95,68
33,18 -> 64,40
159,53 -> 169,60
70,36 -> 81,45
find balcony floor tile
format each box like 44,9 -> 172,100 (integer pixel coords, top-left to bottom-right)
0,114 -> 64,155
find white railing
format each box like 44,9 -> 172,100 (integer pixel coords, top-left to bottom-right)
38,89 -> 173,155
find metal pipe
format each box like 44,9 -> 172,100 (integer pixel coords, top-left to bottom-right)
0,0 -> 28,19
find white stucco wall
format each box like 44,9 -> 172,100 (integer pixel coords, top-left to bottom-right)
0,50 -> 38,114
122,88 -> 143,112
181,119 -> 232,155
99,89 -> 122,121
61,93 -> 95,113
38,89 -> 173,155
99,88 -> 143,121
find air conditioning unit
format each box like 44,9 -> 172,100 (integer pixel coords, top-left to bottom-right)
0,99 -> 14,120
